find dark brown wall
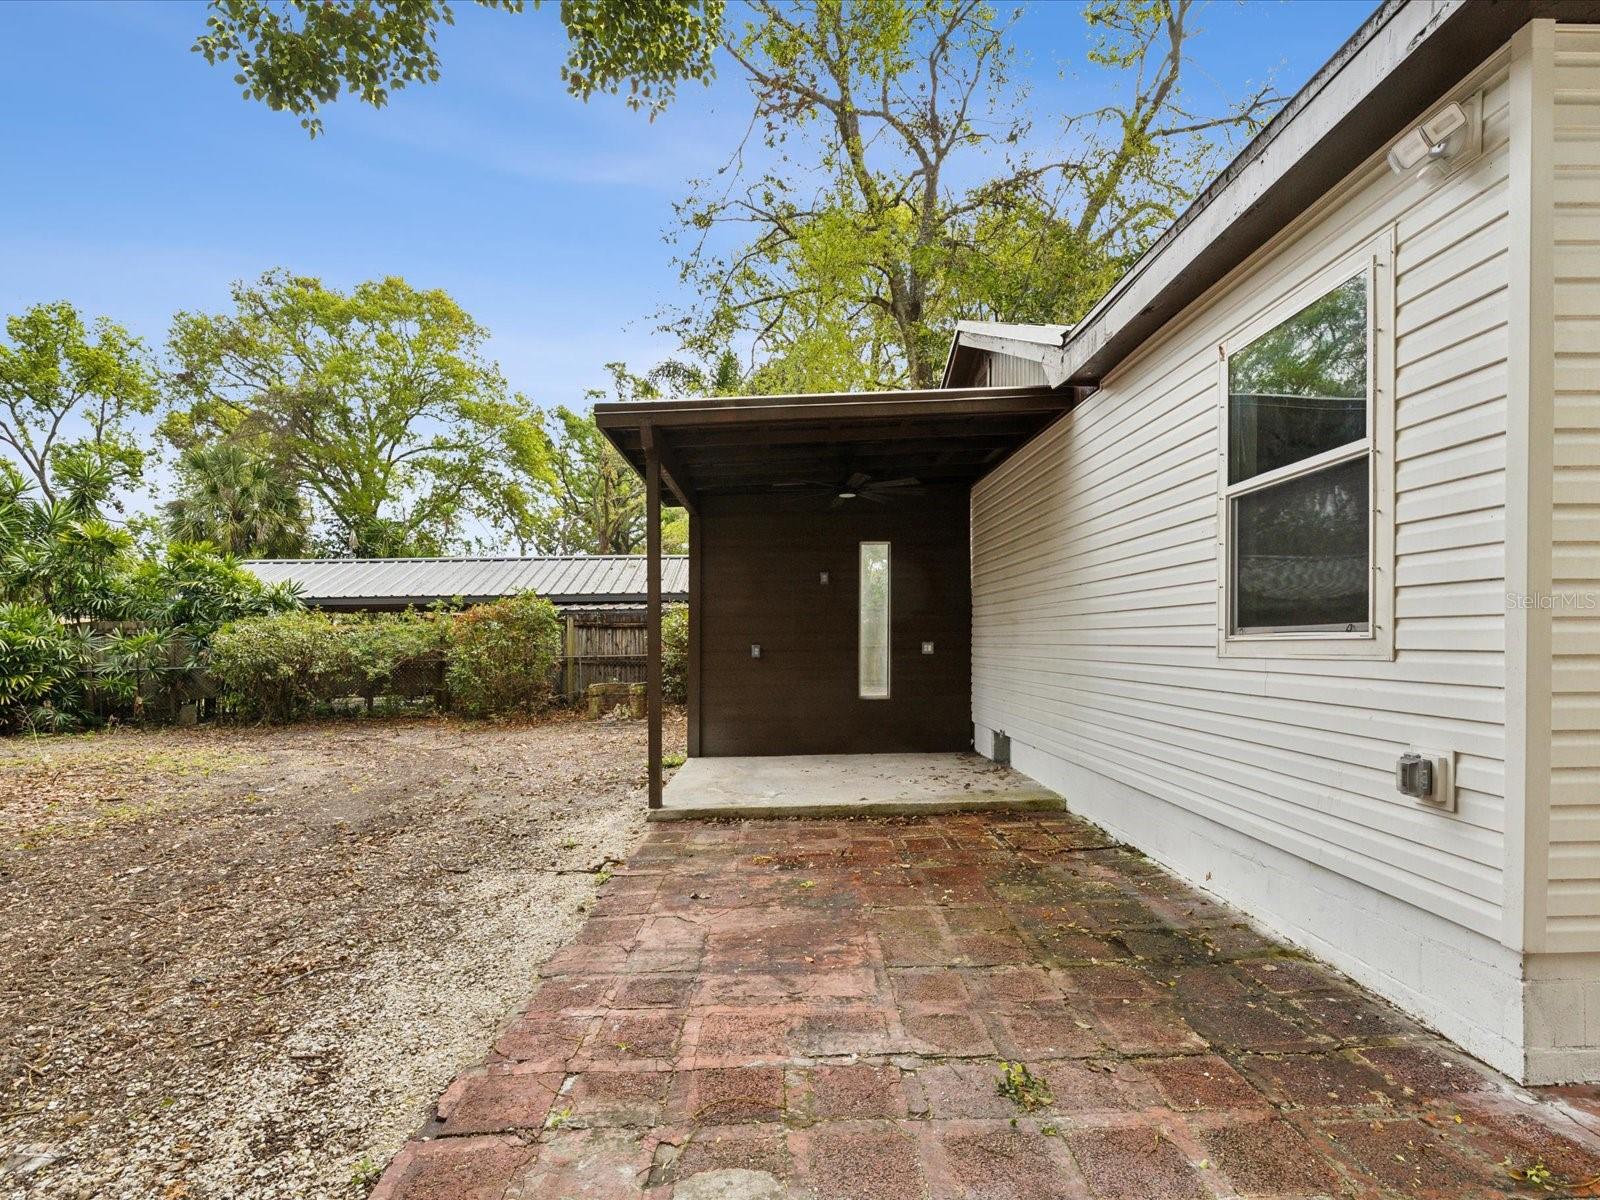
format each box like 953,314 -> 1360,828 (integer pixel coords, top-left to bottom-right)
697,486 -> 971,756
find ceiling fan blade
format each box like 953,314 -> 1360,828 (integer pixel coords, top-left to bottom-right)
845,471 -> 872,489
830,495 -> 847,509
860,491 -> 889,503
869,477 -> 921,489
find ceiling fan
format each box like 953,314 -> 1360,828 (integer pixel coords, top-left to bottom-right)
773,471 -> 924,507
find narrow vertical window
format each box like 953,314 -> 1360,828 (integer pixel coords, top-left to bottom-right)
858,541 -> 890,698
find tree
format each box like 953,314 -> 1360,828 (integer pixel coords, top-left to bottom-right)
671,0 -> 1283,390
164,441 -> 309,558
0,301 -> 160,504
536,403 -> 650,555
530,358 -> 732,555
195,0 -> 724,136
164,270 -> 549,556
0,462 -> 133,623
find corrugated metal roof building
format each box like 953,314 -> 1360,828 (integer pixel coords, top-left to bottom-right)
243,555 -> 688,613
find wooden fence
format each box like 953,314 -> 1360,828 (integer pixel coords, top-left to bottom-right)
560,615 -> 647,697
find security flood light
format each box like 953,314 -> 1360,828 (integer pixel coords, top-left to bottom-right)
1387,101 -> 1468,175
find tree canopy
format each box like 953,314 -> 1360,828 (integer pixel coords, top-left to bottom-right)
163,441 -> 310,558
163,271 -> 550,557
0,301 -> 160,504
195,0 -> 723,136
670,0 -> 1281,390
528,358 -> 734,556
191,1 -> 1283,394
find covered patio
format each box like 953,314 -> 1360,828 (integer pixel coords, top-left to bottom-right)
593,384 -> 1080,810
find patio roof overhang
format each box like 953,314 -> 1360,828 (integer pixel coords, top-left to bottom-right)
593,383 -> 1081,810
593,383 -> 1081,509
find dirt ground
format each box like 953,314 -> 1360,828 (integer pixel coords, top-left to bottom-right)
0,710 -> 684,1200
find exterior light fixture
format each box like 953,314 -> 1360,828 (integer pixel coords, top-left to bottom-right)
1387,101 -> 1468,175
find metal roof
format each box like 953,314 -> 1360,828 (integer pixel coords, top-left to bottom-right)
243,555 -> 688,610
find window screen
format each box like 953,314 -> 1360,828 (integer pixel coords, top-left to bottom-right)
1226,273 -> 1371,636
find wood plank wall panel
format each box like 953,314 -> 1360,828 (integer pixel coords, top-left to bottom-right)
699,487 -> 972,755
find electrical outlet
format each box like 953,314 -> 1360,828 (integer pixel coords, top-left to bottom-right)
750,644 -> 761,659
1396,749 -> 1455,812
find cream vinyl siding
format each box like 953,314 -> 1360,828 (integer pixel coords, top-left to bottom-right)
1546,26 -> 1600,951
972,68 -> 1514,939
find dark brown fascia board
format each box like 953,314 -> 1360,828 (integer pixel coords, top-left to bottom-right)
594,382 -> 1058,420
944,0 -> 1600,390
593,385 -> 1072,438
665,415 -> 1045,449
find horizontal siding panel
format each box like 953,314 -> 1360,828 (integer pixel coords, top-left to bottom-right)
1397,581 -> 1509,619
1554,468 -> 1600,506
1396,471 -> 1507,525
1395,323 -> 1509,399
973,70 -> 1512,942
1554,655 -> 1600,693
1396,508 -> 1506,555
1395,397 -> 1508,459
1396,360 -> 1510,432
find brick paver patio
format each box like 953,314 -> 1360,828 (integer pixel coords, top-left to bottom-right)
373,813 -> 1600,1199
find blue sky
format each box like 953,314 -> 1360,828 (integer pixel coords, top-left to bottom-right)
0,0 -> 1369,523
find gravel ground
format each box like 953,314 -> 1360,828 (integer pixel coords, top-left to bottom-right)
0,710 -> 683,1199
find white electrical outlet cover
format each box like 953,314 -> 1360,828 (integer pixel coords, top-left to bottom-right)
1412,748 -> 1456,812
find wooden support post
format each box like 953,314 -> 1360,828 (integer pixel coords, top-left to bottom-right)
644,428 -> 663,810
687,507 -> 702,758
563,614 -> 576,700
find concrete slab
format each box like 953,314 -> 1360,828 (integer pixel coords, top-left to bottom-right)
654,752 -> 1063,820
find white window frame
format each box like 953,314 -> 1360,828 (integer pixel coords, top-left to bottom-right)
1216,229 -> 1396,660
858,540 -> 891,698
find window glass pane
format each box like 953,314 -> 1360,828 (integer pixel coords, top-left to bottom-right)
1233,455 -> 1369,633
1229,274 -> 1367,484
858,542 -> 890,698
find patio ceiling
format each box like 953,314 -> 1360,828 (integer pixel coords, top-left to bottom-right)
593,384 -> 1080,507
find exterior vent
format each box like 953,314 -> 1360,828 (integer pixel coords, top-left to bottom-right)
991,730 -> 1011,766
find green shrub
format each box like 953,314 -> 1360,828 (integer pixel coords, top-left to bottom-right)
661,604 -> 688,703
0,602 -> 91,732
127,541 -> 299,641
208,609 -> 349,722
209,608 -> 451,722
91,625 -> 195,721
445,592 -> 562,717
341,611 -> 449,692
